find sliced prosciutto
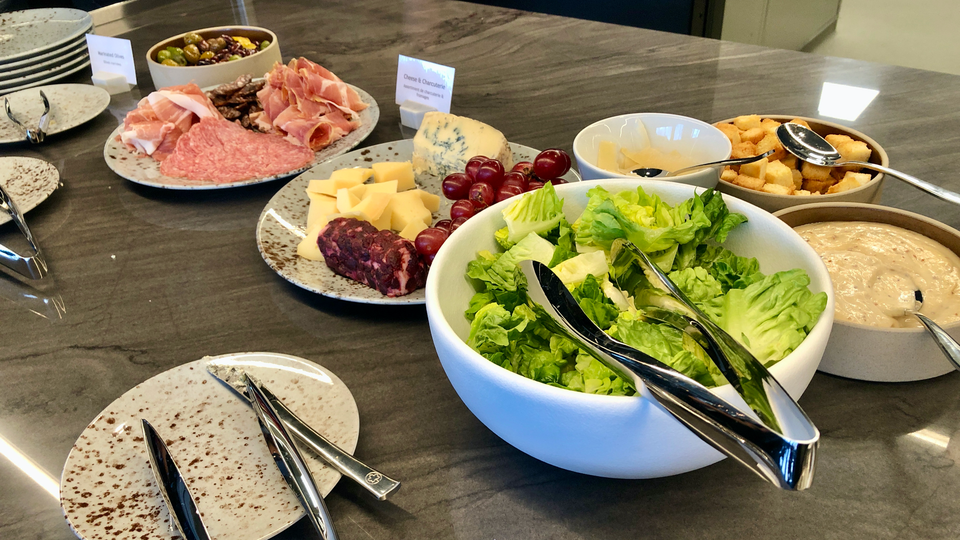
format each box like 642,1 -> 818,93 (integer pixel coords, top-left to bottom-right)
159,117 -> 314,184
120,83 -> 222,161
256,57 -> 367,150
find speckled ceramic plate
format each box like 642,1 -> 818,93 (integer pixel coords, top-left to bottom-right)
256,139 -> 581,305
60,352 -> 360,540
0,84 -> 110,144
103,85 -> 379,190
0,32 -> 86,72
0,156 -> 59,225
0,40 -> 87,83
0,57 -> 91,96
0,51 -> 90,91
0,8 -> 92,64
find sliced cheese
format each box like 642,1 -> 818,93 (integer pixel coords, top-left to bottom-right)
336,188 -> 361,213
369,207 -> 393,230
305,192 -> 338,231
399,219 -> 428,241
597,140 -> 618,171
307,177 -> 365,196
342,192 -> 392,222
415,189 -> 441,213
350,179 -> 399,199
411,111 -> 512,177
329,167 -> 373,183
371,162 -> 415,191
297,221 -> 326,261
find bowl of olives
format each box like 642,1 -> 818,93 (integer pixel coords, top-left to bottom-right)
146,26 -> 281,89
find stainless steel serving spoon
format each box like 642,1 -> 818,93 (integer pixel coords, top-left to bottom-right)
632,150 -> 774,178
776,123 -> 960,206
906,289 -> 960,371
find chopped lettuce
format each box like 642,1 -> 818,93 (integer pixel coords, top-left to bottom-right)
501,182 -> 565,244
551,250 -> 608,287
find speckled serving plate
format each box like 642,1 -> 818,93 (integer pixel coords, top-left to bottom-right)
0,40 -> 87,82
103,85 -> 379,190
0,32 -> 86,72
0,58 -> 92,96
61,352 -> 360,540
0,8 -> 92,64
0,156 -> 59,225
256,139 -> 581,305
0,84 -> 109,144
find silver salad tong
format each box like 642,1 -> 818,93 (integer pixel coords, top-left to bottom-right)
0,182 -> 48,279
5,90 -> 50,144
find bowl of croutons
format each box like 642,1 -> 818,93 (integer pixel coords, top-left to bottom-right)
712,115 -> 889,213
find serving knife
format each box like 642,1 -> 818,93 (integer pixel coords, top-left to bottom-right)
205,360 -> 400,500
140,419 -> 212,540
246,374 -> 339,540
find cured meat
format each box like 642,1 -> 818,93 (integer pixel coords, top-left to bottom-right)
318,217 -> 428,297
120,83 -> 222,161
159,117 -> 314,183
256,57 -> 367,150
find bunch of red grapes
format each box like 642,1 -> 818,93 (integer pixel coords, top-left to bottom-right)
414,148 -> 572,264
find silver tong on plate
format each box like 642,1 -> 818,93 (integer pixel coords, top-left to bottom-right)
4,90 -> 50,144
0,183 -> 48,280
519,242 -> 819,491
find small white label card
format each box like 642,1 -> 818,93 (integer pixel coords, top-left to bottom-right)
396,55 -> 455,114
85,34 -> 137,86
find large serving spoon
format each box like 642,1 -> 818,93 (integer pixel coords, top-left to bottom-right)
776,123 -> 960,205
632,149 -> 774,178
905,289 -> 960,371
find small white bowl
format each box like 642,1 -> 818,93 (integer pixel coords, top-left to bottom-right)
775,202 -> 960,382
426,180 -> 834,478
146,26 -> 281,90
573,113 -> 732,189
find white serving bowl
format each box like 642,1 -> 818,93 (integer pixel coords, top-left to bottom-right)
426,179 -> 835,478
775,202 -> 960,382
573,113 -> 732,189
146,26 -> 282,90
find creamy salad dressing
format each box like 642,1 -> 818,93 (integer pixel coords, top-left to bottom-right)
795,221 -> 960,328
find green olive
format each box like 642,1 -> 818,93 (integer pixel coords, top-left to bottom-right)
166,46 -> 184,56
259,40 -> 271,50
183,44 -> 200,64
208,38 -> 226,53
161,58 -> 179,67
169,53 -> 187,66
199,51 -> 215,61
183,32 -> 203,46
227,54 -> 242,62
157,50 -> 172,62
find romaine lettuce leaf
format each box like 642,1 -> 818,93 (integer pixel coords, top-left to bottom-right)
502,182 -> 565,243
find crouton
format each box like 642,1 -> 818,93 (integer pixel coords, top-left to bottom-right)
741,127 -> 765,144
733,115 -> 762,131
740,157 -> 768,179
762,183 -> 794,195
714,123 -> 741,145
764,160 -> 794,188
733,174 -> 765,190
791,169 -> 803,189
827,175 -> 866,194
756,133 -> 787,161
802,178 -> 837,194
760,118 -> 782,135
825,133 -> 854,148
788,118 -> 811,129
731,141 -> 758,159
801,161 -> 833,181
720,168 -> 738,182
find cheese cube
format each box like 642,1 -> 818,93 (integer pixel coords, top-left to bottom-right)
597,140 -> 619,171
412,111 -> 513,177
297,222 -> 326,261
306,192 -> 338,231
369,207 -> 393,230
399,219 -> 428,241
336,188 -> 361,213
307,177 -> 366,196
415,189 -> 441,213
387,191 -> 432,231
739,157 -> 768,180
349,180 -> 399,199
329,167 -> 373,183
371,161 -> 415,191
343,192 -> 393,222
764,160 -> 794,188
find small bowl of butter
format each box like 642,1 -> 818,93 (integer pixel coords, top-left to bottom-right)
572,113 -> 732,188
776,202 -> 960,382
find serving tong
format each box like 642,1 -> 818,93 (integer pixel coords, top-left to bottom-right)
4,90 -> 50,144
0,182 -> 48,280
519,239 -> 819,491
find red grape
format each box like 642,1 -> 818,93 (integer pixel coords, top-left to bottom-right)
475,160 -> 505,190
434,218 -> 453,231
527,180 -> 545,191
450,216 -> 468,231
549,177 -> 568,185
497,184 -> 524,202
511,161 -> 534,177
414,227 -> 450,265
534,149 -> 571,180
442,172 -> 473,200
502,171 -> 528,190
465,156 -> 488,180
450,199 -> 478,220
468,181 -> 495,208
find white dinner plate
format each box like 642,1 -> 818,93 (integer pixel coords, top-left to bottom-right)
0,84 -> 110,144
103,84 -> 379,190
0,32 -> 86,72
0,8 -> 92,64
0,39 -> 87,82
0,57 -> 91,96
60,352 -> 360,540
0,49 -> 89,91
256,139 -> 581,305
0,156 -> 59,226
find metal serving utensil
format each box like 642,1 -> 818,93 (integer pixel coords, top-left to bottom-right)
776,123 -> 960,206
632,149 -> 774,178
0,182 -> 48,280
519,258 -> 818,490
206,361 -> 400,501
4,91 -> 50,144
905,289 -> 960,371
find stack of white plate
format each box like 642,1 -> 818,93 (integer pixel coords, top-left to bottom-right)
0,8 -> 94,96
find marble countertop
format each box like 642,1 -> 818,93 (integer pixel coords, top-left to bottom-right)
3,1 -> 960,538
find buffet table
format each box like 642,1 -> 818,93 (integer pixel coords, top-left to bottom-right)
4,0 -> 960,538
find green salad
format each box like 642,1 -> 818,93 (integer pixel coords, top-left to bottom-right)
463,183 -> 827,396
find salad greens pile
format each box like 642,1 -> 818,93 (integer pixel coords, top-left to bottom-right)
464,183 -> 827,396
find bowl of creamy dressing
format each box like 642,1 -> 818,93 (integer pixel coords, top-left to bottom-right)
776,202 -> 960,381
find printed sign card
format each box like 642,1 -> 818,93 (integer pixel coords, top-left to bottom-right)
395,55 -> 455,113
85,34 -> 137,86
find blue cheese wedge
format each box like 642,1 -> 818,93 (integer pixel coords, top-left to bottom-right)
412,112 -> 512,177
